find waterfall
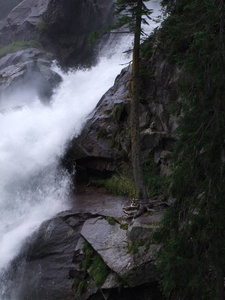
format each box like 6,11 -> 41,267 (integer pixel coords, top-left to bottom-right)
0,1 -> 161,299
0,36 -> 133,299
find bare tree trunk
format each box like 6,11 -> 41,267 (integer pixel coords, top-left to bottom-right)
130,0 -> 147,201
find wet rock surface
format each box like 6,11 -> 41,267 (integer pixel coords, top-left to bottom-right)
0,0 -> 23,20
72,192 -> 130,218
80,216 -> 159,287
0,48 -> 62,106
0,0 -> 51,48
43,0 -> 114,66
3,192 -> 165,300
63,66 -> 132,180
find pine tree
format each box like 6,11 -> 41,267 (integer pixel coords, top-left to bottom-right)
113,0 -> 152,201
154,0 -> 225,299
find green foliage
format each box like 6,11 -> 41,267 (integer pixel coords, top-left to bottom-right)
81,255 -> 92,272
94,155 -> 169,200
89,31 -> 101,45
126,240 -> 151,254
78,279 -> 87,295
126,239 -> 151,264
112,104 -> 124,121
105,216 -> 117,226
120,223 -> 129,230
0,40 -> 41,58
94,168 -> 137,198
140,30 -> 159,59
36,20 -> 47,32
73,278 -> 87,295
154,0 -> 225,299
89,1 -> 153,45
81,241 -> 94,271
89,255 -> 110,286
112,0 -> 153,35
126,240 -> 142,255
81,241 -> 110,287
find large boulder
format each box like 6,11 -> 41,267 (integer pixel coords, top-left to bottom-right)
0,0 -> 114,67
0,48 -> 62,107
0,0 -> 51,46
1,212 -> 93,300
43,0 -> 114,66
1,203 -> 165,300
80,216 -> 160,287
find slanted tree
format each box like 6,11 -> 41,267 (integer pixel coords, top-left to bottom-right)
113,0 -> 152,202
154,0 -> 225,299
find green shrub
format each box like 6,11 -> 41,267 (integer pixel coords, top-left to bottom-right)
73,278 -> 87,295
36,20 -> 47,31
89,255 -> 110,286
112,104 -> 124,121
78,279 -> 87,295
120,223 -> 129,230
81,241 -> 94,271
93,153 -> 169,200
0,40 -> 41,58
105,216 -> 116,225
94,169 -> 136,198
126,241 -> 142,255
81,241 -> 111,287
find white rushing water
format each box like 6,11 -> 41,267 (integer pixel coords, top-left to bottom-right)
0,36 -> 133,274
0,1 -> 161,298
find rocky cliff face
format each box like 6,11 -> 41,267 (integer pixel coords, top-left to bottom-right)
43,0 -> 114,66
64,51 -> 179,180
0,0 -> 114,106
0,0 -> 114,66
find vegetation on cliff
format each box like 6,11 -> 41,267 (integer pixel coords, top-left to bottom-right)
73,241 -> 111,295
95,155 -> 169,200
154,0 -> 225,299
0,40 -> 41,58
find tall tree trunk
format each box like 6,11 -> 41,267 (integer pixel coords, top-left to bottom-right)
130,0 -> 147,201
